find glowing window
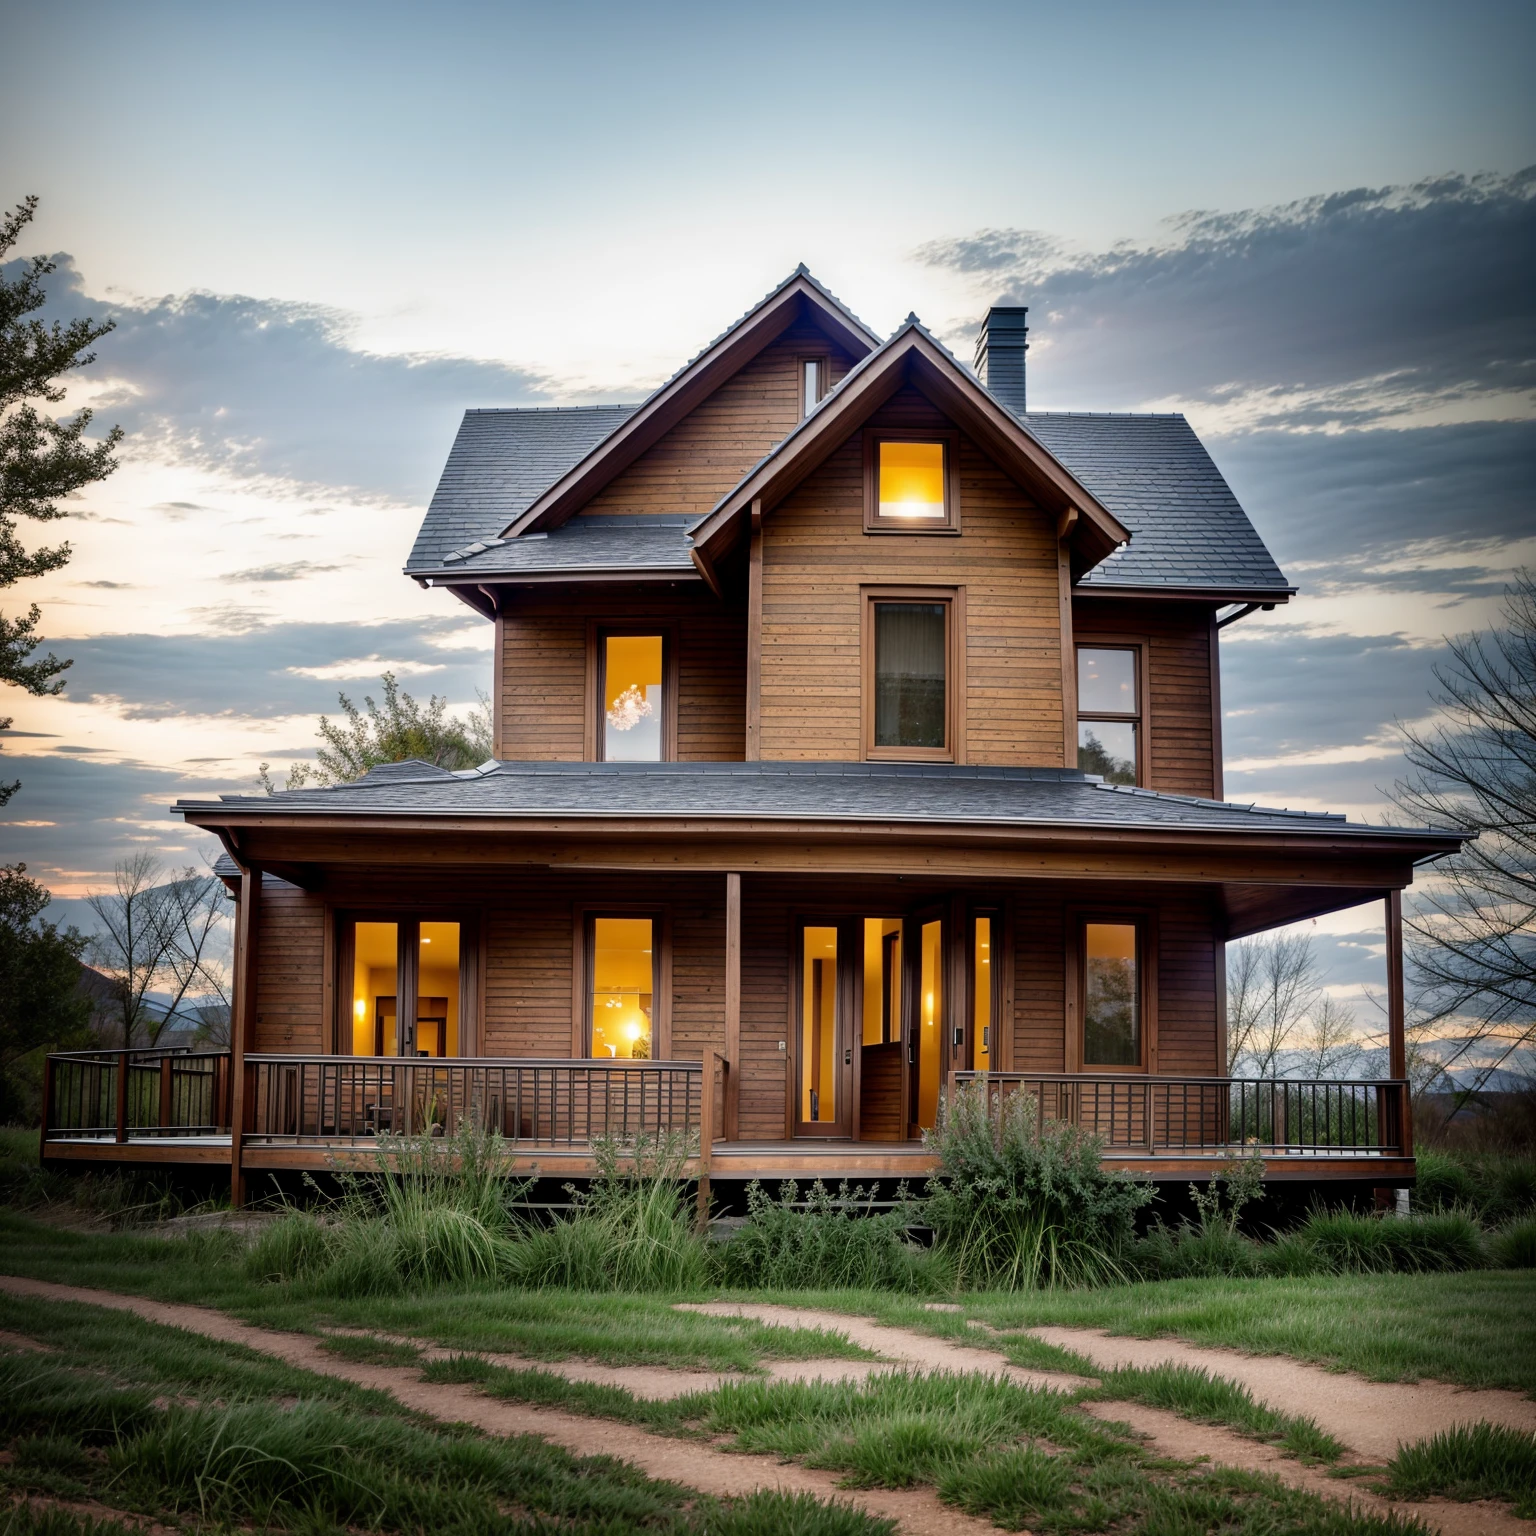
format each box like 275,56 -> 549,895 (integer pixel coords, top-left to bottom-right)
1083,921 -> 1139,1067
861,917 -> 903,1046
973,914 -> 994,1071
878,440 -> 946,519
351,921 -> 398,1056
800,925 -> 839,1123
915,918 -> 943,1130
590,916 -> 655,1060
602,634 -> 665,761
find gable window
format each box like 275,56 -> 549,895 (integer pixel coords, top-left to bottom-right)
862,589 -> 961,761
1076,644 -> 1141,786
1082,920 -> 1141,1068
799,355 -> 828,417
588,915 -> 657,1059
863,430 -> 960,533
598,631 -> 669,761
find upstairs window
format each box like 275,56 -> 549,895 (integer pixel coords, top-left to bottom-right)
1076,644 -> 1140,786
599,632 -> 668,761
862,590 -> 959,761
863,431 -> 959,533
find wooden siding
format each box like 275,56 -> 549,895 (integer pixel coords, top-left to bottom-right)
759,388 -> 1065,765
1074,597 -> 1218,797
579,323 -> 855,519
243,869 -> 1224,1133
498,586 -> 746,761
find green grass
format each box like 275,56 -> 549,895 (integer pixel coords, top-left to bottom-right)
1380,1421 -> 1536,1517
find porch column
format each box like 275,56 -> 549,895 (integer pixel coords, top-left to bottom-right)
229,861 -> 262,1209
724,872 -> 741,1140
1385,889 -> 1406,1080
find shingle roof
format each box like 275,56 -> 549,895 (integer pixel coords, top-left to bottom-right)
1021,413 -> 1291,596
177,759 -> 1454,847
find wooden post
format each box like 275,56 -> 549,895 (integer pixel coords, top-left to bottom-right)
39,1052 -> 55,1161
1385,889 -> 1411,1156
114,1048 -> 129,1145
724,872 -> 741,1140
229,862 -> 262,1208
696,1053 -> 715,1231
159,1056 -> 173,1129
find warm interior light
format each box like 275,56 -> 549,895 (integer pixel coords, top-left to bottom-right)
421,937 -> 431,943
624,1021 -> 642,1041
878,441 -> 945,518
354,998 -> 366,1020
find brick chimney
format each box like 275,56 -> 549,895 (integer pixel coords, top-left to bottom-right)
973,305 -> 1029,415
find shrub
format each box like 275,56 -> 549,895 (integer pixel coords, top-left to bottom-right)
922,1082 -> 1152,1289
1132,1153 -> 1268,1280
1489,1213 -> 1536,1269
1282,1208 -> 1486,1274
508,1132 -> 711,1292
715,1179 -> 935,1292
1416,1149 -> 1536,1223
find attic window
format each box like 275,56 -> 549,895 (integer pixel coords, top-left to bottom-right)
800,357 -> 827,417
863,431 -> 960,533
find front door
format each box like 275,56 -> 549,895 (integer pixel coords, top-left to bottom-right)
793,922 -> 853,1137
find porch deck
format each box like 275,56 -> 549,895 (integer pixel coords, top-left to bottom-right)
39,1048 -> 1415,1184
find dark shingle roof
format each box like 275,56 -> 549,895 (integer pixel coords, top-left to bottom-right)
1020,413 -> 1291,596
405,406 -> 636,573
177,760 -> 1451,847
437,515 -> 697,578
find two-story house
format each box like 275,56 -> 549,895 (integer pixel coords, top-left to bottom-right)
41,270 -> 1461,1205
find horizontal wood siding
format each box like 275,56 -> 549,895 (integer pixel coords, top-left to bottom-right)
253,883 -> 326,1052
498,587 -> 745,760
580,323 -> 855,519
1012,890 -> 1067,1071
1156,893 -> 1221,1075
760,388 -> 1064,764
1074,597 -> 1218,797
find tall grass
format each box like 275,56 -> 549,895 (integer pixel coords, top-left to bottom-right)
922,1082 -> 1152,1290
1383,1421 -> 1536,1516
509,1131 -> 711,1291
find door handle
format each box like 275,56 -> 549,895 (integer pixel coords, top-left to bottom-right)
844,1049 -> 852,1066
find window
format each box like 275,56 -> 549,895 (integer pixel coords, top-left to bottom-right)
342,916 -> 467,1057
799,355 -> 828,417
862,590 -> 960,760
863,430 -> 960,532
1076,644 -> 1141,786
913,917 -> 944,1130
588,916 -> 656,1059
972,913 -> 997,1071
598,632 -> 668,761
1082,921 -> 1140,1068
861,917 -> 903,1046
800,925 -> 839,1124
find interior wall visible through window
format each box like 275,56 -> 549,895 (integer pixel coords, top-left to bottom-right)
801,925 -> 839,1123
602,634 -> 665,761
973,914 -> 994,1071
862,917 -> 903,1045
914,917 -> 944,1130
590,916 -> 655,1059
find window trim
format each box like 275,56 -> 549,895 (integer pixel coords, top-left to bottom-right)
796,353 -> 830,418
1067,908 -> 1159,1075
860,586 -> 966,763
862,428 -> 962,534
587,623 -> 679,763
1074,635 -> 1150,788
334,907 -> 482,1057
573,904 -> 672,1060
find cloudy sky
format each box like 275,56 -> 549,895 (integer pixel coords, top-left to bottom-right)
2,0 -> 1533,1022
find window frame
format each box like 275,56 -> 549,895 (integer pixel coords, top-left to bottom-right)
862,428 -> 962,535
1067,908 -> 1159,1075
573,904 -> 671,1061
1074,636 -> 1150,788
796,353 -> 830,418
860,585 -> 966,763
587,622 -> 679,763
334,907 -> 481,1057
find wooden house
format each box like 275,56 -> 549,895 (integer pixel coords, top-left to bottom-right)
41,269 -> 1462,1204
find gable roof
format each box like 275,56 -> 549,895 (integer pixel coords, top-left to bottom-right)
689,318 -> 1131,580
501,268 -> 879,540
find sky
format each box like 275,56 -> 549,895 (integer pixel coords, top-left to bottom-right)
1,0 -> 1533,1035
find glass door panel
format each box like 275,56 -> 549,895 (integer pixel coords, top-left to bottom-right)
416,921 -> 461,1057
351,921 -> 399,1056
973,914 -> 995,1072
796,924 -> 849,1136
910,916 -> 945,1133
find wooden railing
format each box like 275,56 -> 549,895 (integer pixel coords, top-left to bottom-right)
949,1072 -> 1413,1157
42,1048 -> 232,1143
243,1054 -> 708,1148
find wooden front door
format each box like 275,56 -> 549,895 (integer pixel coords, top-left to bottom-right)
793,921 -> 854,1137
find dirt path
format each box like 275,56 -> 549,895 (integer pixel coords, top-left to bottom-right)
1026,1323 -> 1536,1463
678,1301 -> 1093,1391
1082,1399 -> 1529,1536
0,1276 -> 994,1536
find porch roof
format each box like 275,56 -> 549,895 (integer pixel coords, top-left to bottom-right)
178,759 -> 1460,848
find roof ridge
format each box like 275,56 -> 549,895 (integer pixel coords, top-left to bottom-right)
464,404 -> 641,416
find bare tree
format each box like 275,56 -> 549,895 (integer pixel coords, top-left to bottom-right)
1392,570 -> 1536,1094
1227,931 -> 1323,1076
84,853 -> 231,1048
1293,995 -> 1365,1078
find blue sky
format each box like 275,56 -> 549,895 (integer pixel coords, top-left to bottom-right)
1,0 -> 1533,1023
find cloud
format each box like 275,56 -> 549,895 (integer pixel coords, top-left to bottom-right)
17,258 -> 555,502
48,618 -> 490,721
921,169 -> 1536,430
221,560 -> 345,583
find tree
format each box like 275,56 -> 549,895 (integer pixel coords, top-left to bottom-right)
1,196 -> 124,805
1392,570 -> 1536,1093
1225,929 -> 1364,1077
261,673 -> 493,791
84,854 -> 231,1048
0,863 -> 91,1119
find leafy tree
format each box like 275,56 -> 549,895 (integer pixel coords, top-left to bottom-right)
84,853 -> 231,1048
1,196 -> 123,804
261,673 -> 493,791
1077,728 -> 1135,785
0,862 -> 91,1119
1393,570 -> 1536,1092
